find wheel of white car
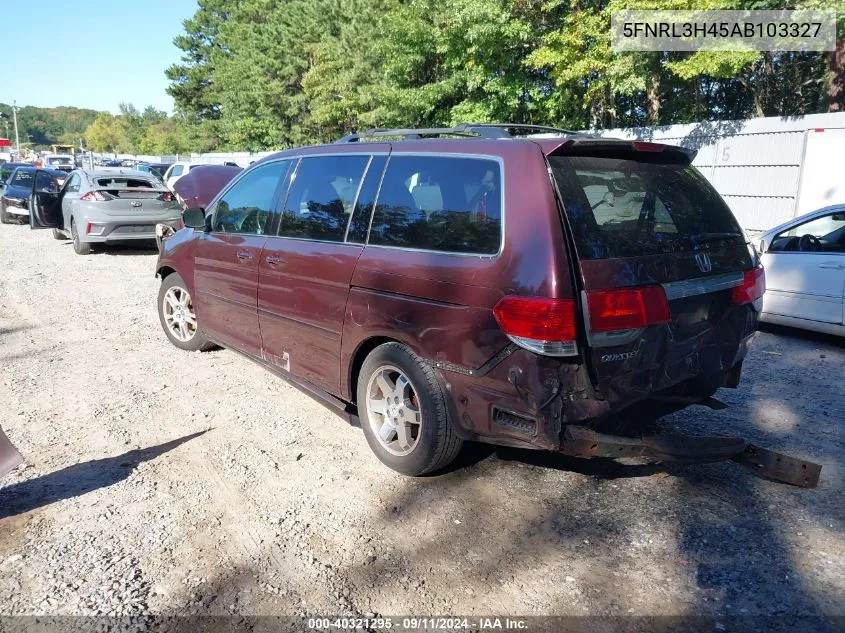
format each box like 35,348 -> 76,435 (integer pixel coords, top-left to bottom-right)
70,219 -> 91,255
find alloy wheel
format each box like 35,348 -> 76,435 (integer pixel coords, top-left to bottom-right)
365,365 -> 422,456
162,286 -> 198,342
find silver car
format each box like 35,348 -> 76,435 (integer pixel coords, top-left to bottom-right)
28,169 -> 182,255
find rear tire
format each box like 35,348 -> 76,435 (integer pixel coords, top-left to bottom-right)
71,219 -> 91,255
52,228 -> 65,240
356,342 -> 463,476
157,272 -> 214,352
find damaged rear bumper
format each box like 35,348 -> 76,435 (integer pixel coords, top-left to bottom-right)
560,425 -> 822,488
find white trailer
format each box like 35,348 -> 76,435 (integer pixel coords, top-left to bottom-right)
595,112 -> 845,233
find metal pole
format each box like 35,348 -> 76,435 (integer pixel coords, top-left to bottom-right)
12,101 -> 20,156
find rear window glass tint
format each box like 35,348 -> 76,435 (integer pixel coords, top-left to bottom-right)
550,156 -> 743,260
369,155 -> 502,255
96,178 -> 155,188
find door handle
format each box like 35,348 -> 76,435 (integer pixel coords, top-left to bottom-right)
236,250 -> 254,261
818,262 -> 845,270
266,255 -> 283,266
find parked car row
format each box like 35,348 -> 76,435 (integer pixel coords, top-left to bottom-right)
7,125 -> 837,481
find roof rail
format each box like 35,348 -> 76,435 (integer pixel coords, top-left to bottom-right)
335,123 -> 585,143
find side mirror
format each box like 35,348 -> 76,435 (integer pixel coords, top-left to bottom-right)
182,207 -> 206,229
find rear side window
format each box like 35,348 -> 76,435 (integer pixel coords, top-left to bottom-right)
550,156 -> 743,260
278,155 -> 370,242
369,155 -> 502,255
170,165 -> 183,177
11,169 -> 34,186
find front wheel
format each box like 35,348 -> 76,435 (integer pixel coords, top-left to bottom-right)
356,343 -> 463,476
0,204 -> 10,225
157,273 -> 214,352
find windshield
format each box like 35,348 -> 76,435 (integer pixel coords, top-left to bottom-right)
550,155 -> 744,260
46,156 -> 73,165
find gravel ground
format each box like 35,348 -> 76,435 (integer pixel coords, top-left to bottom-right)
0,223 -> 842,627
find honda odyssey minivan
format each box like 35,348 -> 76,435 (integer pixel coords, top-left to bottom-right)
153,124 -> 765,476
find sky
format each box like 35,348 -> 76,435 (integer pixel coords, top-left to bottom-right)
0,0 -> 198,114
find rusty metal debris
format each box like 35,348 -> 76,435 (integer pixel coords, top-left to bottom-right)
560,425 -> 821,488
732,444 -> 822,488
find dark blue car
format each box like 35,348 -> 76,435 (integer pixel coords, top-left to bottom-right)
0,166 -> 66,224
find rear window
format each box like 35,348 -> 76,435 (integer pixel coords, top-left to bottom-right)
95,177 -> 156,189
369,155 -> 502,255
550,156 -> 743,260
11,169 -> 34,185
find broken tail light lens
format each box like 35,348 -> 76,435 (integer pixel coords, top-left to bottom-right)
732,267 -> 765,305
493,296 -> 579,357
159,192 -> 174,202
80,191 -> 109,202
587,286 -> 670,332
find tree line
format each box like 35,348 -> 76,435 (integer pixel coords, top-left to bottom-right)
162,0 -> 844,152
18,0 -> 844,155
0,104 -> 98,149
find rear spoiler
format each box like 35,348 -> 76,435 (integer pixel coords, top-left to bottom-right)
546,138 -> 698,164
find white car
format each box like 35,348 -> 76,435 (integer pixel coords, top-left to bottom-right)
162,163 -> 211,190
41,154 -> 75,173
757,204 -> 845,337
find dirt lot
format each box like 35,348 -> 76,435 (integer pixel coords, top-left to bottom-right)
0,223 -> 842,627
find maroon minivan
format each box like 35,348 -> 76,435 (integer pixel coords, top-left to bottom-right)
155,124 -> 765,476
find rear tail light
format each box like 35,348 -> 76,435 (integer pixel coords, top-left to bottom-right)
586,286 -> 670,332
80,191 -> 109,202
732,267 -> 765,305
160,192 -> 173,202
493,296 -> 579,357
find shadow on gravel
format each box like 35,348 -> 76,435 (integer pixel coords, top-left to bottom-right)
0,430 -> 208,520
0,325 -> 34,338
758,322 -> 845,348
96,242 -> 160,257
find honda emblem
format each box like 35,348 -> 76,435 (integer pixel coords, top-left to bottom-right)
695,252 -> 712,273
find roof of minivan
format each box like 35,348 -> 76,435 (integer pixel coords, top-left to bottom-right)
253,136 -> 693,165
256,138 -> 557,165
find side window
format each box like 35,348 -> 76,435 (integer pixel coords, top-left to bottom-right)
369,155 -> 502,255
347,155 -> 387,243
278,155 -> 370,242
769,211 -> 845,253
64,174 -> 81,193
35,171 -> 59,193
212,161 -> 289,234
170,165 -> 183,178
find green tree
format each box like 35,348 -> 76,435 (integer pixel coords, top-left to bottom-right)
84,113 -> 131,153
